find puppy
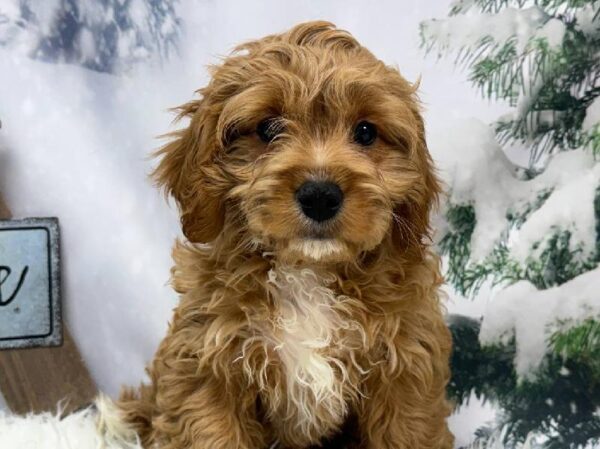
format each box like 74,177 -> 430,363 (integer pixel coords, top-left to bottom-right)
119,21 -> 454,449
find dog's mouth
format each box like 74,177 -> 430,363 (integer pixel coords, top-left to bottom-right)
299,226 -> 336,240
288,218 -> 352,260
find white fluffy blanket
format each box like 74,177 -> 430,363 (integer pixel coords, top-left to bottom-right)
0,395 -> 143,449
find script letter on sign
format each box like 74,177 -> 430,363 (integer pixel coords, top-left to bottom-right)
0,218 -> 61,349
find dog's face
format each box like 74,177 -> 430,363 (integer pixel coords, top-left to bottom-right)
155,21 -> 440,264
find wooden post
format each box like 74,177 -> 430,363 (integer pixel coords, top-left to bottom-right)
0,194 -> 97,415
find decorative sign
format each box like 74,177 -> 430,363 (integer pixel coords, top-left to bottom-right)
0,218 -> 61,349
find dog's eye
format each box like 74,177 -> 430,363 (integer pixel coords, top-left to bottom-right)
257,118 -> 283,143
353,121 -> 377,146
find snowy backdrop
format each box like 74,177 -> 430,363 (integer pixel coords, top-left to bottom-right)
0,1 -> 598,448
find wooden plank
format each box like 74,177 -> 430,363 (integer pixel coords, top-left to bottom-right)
0,194 -> 97,415
0,328 -> 97,415
0,196 -> 10,220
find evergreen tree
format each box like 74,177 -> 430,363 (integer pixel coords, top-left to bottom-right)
422,1 -> 600,447
0,0 -> 180,73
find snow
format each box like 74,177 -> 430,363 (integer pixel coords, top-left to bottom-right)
474,429 -> 536,449
513,52 -> 545,124
480,265 -> 600,377
535,18 -> 565,49
430,118 -> 519,260
448,392 -> 497,447
128,0 -> 149,26
421,7 -> 550,54
583,96 -> 600,132
78,29 -> 96,62
0,0 -> 178,73
445,281 -> 492,319
29,0 -> 62,36
423,4 -> 568,55
510,159 -> 599,263
575,3 -> 600,38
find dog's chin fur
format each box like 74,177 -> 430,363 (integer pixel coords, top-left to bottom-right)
119,21 -> 454,449
285,238 -> 350,263
265,237 -> 361,266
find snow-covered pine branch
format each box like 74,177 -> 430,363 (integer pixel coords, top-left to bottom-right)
422,1 -> 600,163
433,120 -> 599,296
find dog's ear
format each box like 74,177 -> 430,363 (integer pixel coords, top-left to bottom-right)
392,107 -> 442,251
153,98 -> 226,243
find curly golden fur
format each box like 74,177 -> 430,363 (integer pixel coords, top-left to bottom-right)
119,21 -> 454,449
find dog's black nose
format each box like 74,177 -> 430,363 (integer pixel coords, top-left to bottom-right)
295,181 -> 343,222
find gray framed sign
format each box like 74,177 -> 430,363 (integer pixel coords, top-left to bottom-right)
0,218 -> 62,349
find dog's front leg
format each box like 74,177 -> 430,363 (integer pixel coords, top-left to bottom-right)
150,373 -> 265,449
357,371 -> 454,449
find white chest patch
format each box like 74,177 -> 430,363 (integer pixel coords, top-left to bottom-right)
265,266 -> 350,427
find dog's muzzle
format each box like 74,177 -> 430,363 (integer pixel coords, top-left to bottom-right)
295,181 -> 343,223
